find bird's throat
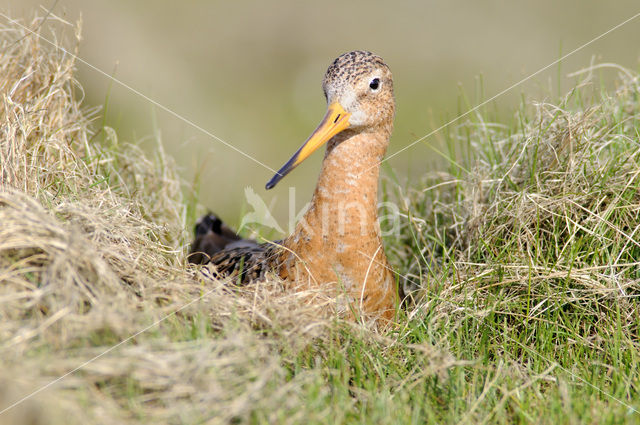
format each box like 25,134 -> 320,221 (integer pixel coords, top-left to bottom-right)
300,130 -> 388,243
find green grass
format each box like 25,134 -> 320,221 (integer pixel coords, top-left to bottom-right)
1,15 -> 640,425
378,70 -> 640,423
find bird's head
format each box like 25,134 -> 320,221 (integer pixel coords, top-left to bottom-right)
266,50 -> 394,190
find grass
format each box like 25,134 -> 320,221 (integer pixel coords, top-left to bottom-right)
1,15 -> 640,425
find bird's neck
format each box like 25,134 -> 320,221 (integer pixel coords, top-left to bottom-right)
305,128 -> 389,241
282,126 -> 392,268
279,126 -> 397,321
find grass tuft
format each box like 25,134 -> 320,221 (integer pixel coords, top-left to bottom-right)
386,64 -> 640,423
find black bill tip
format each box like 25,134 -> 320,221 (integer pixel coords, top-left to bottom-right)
265,175 -> 281,190
265,153 -> 301,190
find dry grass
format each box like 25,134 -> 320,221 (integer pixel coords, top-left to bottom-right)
382,57 -> 640,422
0,16 -> 429,425
2,13 -> 640,425
393,70 -> 640,326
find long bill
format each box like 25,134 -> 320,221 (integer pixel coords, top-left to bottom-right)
265,101 -> 351,190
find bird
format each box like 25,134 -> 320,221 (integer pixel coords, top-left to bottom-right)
189,50 -> 399,322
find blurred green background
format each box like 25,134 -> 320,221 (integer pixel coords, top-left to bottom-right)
4,1 -> 640,230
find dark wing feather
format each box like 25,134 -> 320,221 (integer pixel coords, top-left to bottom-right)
207,242 -> 281,284
189,213 -> 282,284
188,213 -> 247,264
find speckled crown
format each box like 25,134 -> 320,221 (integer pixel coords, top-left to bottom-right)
323,51 -> 388,88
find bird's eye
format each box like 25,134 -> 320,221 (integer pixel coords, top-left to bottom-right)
369,78 -> 380,91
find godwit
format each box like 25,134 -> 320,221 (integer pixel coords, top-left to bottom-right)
190,50 -> 399,321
